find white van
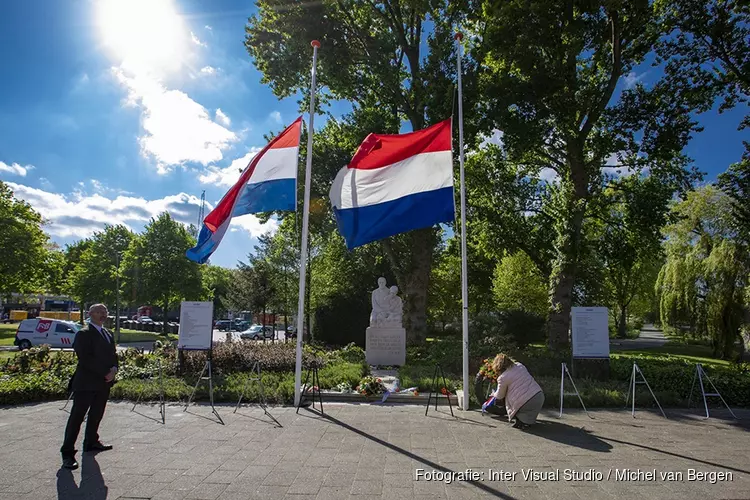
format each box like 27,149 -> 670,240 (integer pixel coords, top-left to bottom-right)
14,318 -> 81,350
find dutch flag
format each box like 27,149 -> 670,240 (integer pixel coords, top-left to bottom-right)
187,117 -> 303,264
329,119 -> 455,250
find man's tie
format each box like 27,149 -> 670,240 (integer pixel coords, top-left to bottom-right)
100,327 -> 111,344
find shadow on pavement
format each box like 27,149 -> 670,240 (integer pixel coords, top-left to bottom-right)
600,436 -> 750,475
317,409 -> 515,499
56,454 -> 107,500
521,419 -> 613,453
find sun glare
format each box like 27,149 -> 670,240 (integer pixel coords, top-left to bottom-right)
96,0 -> 186,74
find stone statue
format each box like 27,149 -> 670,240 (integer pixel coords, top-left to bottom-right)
370,278 -> 403,327
370,277 -> 391,326
366,279 -> 406,366
385,286 -> 403,327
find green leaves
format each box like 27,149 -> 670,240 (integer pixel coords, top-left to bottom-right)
0,181 -> 51,297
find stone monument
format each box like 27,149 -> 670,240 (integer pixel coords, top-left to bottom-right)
366,278 -> 406,366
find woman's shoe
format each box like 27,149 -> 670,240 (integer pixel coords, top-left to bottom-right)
512,420 -> 529,430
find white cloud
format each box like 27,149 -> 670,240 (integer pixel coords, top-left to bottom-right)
480,129 -> 504,148
623,71 -> 644,89
113,68 -> 237,174
0,161 -> 34,177
538,167 -> 559,184
200,65 -> 216,76
199,148 -> 262,187
7,182 -> 278,240
215,108 -> 231,126
601,152 -> 636,177
191,31 -> 206,47
204,25 -> 212,31
269,111 -> 282,124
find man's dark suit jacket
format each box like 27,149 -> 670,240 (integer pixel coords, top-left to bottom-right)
70,325 -> 118,392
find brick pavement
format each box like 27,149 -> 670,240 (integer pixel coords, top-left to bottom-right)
0,401 -> 748,500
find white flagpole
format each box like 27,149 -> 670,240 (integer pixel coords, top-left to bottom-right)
294,40 -> 321,407
455,32 -> 470,411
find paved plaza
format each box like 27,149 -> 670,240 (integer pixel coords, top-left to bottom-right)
0,401 -> 748,500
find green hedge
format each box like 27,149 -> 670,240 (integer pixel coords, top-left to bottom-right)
3,342 -> 749,408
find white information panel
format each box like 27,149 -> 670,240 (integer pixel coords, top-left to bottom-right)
571,307 -> 610,359
178,301 -> 214,351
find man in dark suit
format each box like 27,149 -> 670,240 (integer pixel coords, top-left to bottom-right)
61,303 -> 118,470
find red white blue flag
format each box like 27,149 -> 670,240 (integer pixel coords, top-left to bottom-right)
186,117 -> 302,264
328,119 -> 455,250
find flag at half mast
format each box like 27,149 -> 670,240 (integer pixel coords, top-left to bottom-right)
329,119 -> 455,250
186,117 -> 303,264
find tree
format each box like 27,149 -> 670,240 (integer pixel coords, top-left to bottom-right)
122,214 -> 202,333
595,175 -> 673,337
492,251 -> 548,317
470,0 -> 701,349
0,181 -> 51,298
246,0 -> 468,344
201,265 -> 233,319
656,186 -> 748,358
718,154 -> 750,243
428,245 -> 461,332
44,243 -> 66,295
65,225 -> 134,322
654,0 -> 748,126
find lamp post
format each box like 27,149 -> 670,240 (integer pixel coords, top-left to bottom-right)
115,252 -> 121,344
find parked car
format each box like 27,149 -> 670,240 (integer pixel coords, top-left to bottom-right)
240,325 -> 275,341
138,316 -> 154,323
215,319 -> 248,331
14,318 -> 81,350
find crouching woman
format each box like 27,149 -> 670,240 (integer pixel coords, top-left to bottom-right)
491,354 -> 545,429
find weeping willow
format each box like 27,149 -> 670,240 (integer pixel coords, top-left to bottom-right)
656,187 -> 749,359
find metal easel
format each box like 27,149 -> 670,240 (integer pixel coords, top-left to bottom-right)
131,358 -> 166,424
558,362 -> 592,418
688,363 -> 737,419
625,362 -> 666,418
425,363 -> 454,417
184,349 -> 224,425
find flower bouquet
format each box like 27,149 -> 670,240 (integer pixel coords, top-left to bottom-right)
356,376 -> 387,396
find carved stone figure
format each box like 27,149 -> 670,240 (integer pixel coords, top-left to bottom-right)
385,286 -> 403,327
370,278 -> 403,327
370,277 -> 391,326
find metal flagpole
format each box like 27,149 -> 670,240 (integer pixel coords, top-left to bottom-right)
294,40 -> 321,407
455,32 -> 470,411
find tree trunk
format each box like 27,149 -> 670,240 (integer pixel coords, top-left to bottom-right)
401,228 -> 435,345
547,200 -> 586,350
618,305 -> 628,338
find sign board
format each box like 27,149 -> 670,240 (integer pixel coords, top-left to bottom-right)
571,307 -> 610,358
178,301 -> 214,351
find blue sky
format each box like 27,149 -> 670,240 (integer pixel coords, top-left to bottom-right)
0,0 -> 746,269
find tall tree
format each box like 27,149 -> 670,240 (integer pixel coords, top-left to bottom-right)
123,214 -> 202,333
471,0 -> 700,348
66,225 -> 134,320
656,186 -> 748,358
595,175 -> 673,337
493,250 -> 549,317
201,265 -> 233,319
654,0 -> 748,125
246,0 -> 468,344
0,181 -> 51,298
718,154 -> 750,243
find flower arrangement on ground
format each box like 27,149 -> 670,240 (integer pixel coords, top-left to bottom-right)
356,376 -> 386,396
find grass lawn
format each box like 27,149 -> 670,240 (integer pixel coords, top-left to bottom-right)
0,322 -> 176,346
611,342 -> 732,368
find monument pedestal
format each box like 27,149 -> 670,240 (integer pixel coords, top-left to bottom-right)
366,327 -> 406,366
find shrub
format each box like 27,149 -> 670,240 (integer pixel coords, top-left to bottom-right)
174,341 -> 319,375
336,343 -> 366,363
313,295 -> 370,347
